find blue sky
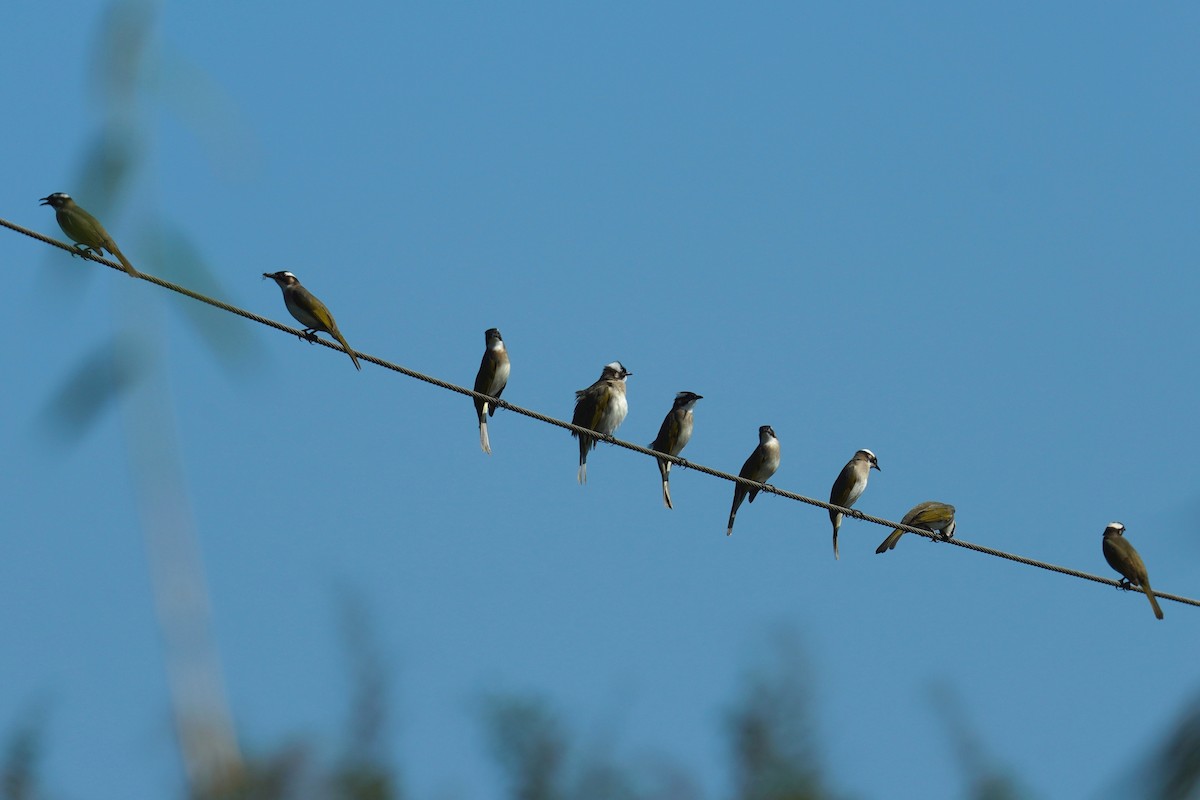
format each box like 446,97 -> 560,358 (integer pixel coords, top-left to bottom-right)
3,2 -> 1199,797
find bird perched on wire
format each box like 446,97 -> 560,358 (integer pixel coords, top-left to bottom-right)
875,501 -> 955,553
571,361 -> 631,484
726,425 -> 780,535
828,448 -> 880,559
648,391 -> 702,509
40,192 -> 140,278
1101,522 -> 1163,620
262,271 -> 361,370
473,328 -> 510,455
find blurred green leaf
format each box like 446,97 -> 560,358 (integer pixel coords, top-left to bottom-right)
40,335 -> 150,443
145,223 -> 265,374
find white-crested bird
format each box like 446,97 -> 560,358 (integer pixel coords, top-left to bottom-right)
263,271 -> 361,371
571,361 -> 631,484
1102,522 -> 1163,620
828,448 -> 880,559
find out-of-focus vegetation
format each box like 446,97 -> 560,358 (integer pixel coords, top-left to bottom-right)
12,622 -> 1199,799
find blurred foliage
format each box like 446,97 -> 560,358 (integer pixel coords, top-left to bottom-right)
484,696 -> 569,800
12,621 -> 1200,799
39,335 -> 150,444
0,717 -> 43,800
43,0 -> 261,426
929,686 -> 1031,800
481,692 -> 700,800
725,632 -> 835,800
1123,692 -> 1200,800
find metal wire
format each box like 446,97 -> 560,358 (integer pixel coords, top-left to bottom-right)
5,215 -> 1194,610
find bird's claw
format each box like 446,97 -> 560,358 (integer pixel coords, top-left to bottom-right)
301,329 -> 319,344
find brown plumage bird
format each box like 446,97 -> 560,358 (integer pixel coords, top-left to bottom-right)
1102,522 -> 1163,620
473,328 -> 510,454
726,425 -> 780,535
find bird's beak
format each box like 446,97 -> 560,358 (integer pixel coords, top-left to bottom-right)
261,272 -> 273,280
38,197 -> 51,206
873,463 -> 881,472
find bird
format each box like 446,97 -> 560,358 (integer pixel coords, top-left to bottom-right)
726,425 -> 781,535
262,271 -> 361,370
828,448 -> 880,559
875,501 -> 955,553
40,192 -> 140,278
571,361 -> 631,484
473,328 -> 510,455
1101,522 -> 1163,620
648,392 -> 702,509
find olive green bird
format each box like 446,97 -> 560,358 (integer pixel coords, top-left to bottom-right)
263,271 -> 361,371
40,192 -> 140,278
1101,522 -> 1163,620
875,501 -> 956,553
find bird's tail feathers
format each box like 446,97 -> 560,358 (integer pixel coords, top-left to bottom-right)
331,329 -> 362,370
726,488 -> 750,536
875,530 -> 903,554
479,417 -> 492,455
662,479 -> 673,510
578,463 -> 587,484
109,243 -> 140,278
1144,584 -> 1164,620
